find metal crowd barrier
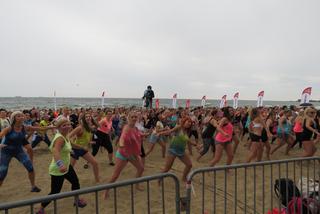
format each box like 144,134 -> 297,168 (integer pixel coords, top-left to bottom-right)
0,173 -> 180,214
2,158 -> 320,214
186,157 -> 320,214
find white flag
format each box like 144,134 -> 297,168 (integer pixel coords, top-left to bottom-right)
101,91 -> 105,108
201,96 -> 206,108
233,92 -> 239,109
257,91 -> 264,107
300,87 -> 312,104
172,93 -> 177,108
219,95 -> 227,108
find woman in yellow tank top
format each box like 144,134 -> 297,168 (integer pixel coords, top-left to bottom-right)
68,112 -> 100,183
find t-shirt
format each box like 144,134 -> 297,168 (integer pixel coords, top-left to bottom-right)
0,118 -> 10,131
0,118 -> 10,142
49,133 -> 72,176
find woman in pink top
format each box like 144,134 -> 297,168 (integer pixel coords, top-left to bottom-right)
104,111 -> 144,199
209,107 -> 234,167
93,110 -> 115,165
291,110 -> 304,148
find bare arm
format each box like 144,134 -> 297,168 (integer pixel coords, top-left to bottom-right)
158,125 -> 180,136
0,127 -> 11,139
52,137 -> 68,172
25,125 -> 55,132
216,118 -> 229,137
68,126 -> 82,140
306,119 -> 320,135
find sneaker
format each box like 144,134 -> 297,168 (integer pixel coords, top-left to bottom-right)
74,198 -> 87,208
31,186 -> 41,192
35,208 -> 45,214
109,162 -> 115,166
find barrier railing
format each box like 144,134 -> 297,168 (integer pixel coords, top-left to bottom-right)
2,157 -> 319,214
0,173 -> 180,214
186,157 -> 320,214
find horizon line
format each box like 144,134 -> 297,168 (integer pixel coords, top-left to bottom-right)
0,96 -> 305,102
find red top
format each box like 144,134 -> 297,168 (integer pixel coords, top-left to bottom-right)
118,127 -> 142,158
98,118 -> 112,134
215,122 -> 233,143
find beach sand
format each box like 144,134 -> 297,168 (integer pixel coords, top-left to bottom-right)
1,138 -> 318,214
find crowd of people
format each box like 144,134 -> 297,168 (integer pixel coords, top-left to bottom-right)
0,104 -> 320,213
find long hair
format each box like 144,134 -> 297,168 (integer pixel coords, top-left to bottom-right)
81,113 -> 91,132
250,108 -> 260,121
180,117 -> 192,134
221,107 -> 232,121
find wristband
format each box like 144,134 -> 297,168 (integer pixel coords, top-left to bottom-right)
56,160 -> 64,168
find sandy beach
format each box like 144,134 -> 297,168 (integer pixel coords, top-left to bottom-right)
0,137 -> 318,214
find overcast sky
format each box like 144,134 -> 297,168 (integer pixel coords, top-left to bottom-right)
0,0 -> 319,100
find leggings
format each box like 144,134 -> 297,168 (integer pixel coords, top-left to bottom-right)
0,146 -> 34,180
41,166 -> 80,208
291,132 -> 303,148
92,130 -> 113,156
200,138 -> 215,156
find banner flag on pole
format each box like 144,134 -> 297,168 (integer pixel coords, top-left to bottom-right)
186,99 -> 190,108
101,91 -> 105,108
201,96 -> 206,108
54,90 -> 57,112
301,87 -> 312,104
219,95 -> 227,108
172,93 -> 177,109
233,92 -> 239,109
257,90 -> 264,107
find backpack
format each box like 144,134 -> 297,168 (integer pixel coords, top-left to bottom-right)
287,197 -> 319,214
274,178 -> 301,206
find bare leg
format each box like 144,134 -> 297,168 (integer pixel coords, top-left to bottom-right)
83,153 -> 100,183
209,144 -> 223,167
104,158 -> 127,199
178,155 -> 192,182
129,156 -> 144,190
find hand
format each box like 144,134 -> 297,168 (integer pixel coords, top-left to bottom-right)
223,133 -> 230,138
59,165 -> 67,173
0,144 -> 7,149
89,141 -> 96,145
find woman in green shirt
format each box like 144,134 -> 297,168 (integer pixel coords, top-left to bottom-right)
36,118 -> 86,214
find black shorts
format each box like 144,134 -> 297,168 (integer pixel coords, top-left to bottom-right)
188,130 -> 198,139
250,133 -> 262,142
22,138 -> 30,146
261,129 -> 268,143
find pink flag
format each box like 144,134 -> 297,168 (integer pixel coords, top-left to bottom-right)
186,99 -> 191,108
155,99 -> 160,109
302,87 -> 312,95
258,91 -> 264,97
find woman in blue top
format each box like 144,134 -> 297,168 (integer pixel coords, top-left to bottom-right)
270,110 -> 294,156
157,117 -> 195,182
0,111 -> 53,192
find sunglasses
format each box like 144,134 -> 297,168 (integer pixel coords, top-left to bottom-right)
309,112 -> 316,115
